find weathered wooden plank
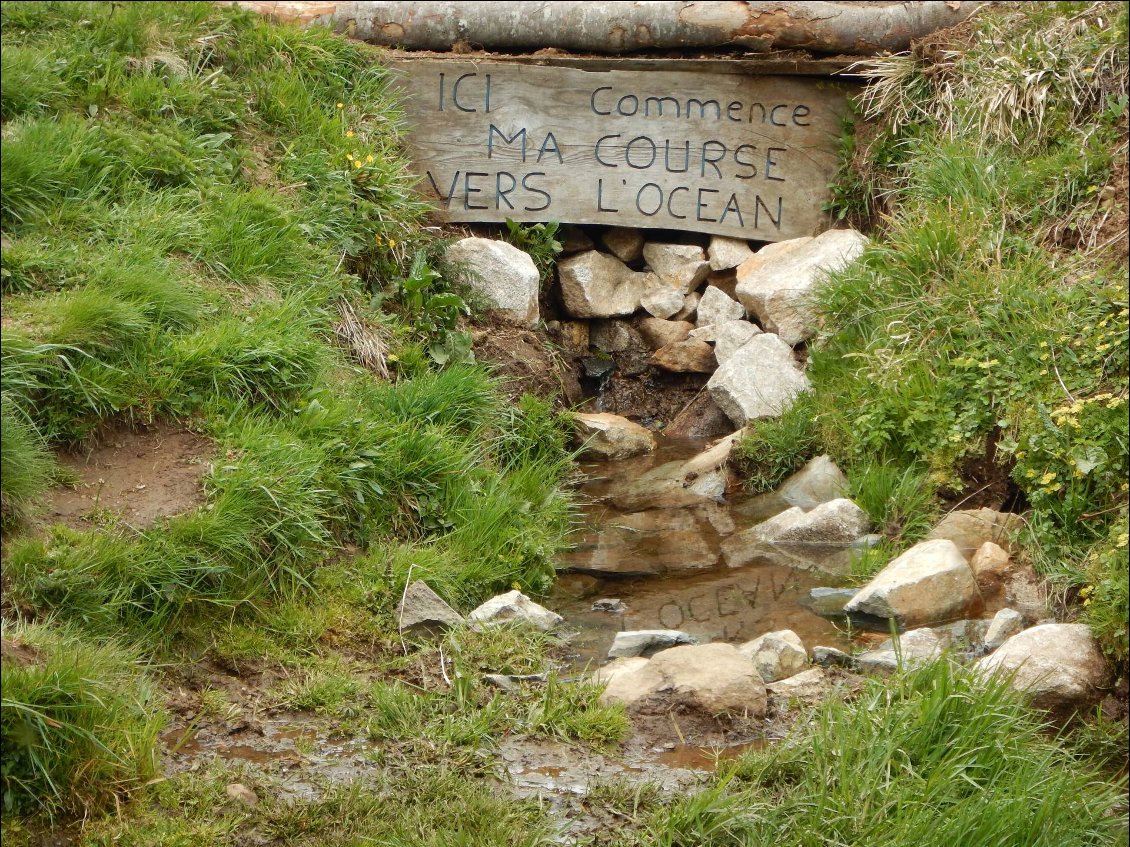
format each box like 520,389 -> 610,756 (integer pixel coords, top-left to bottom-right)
387,59 -> 855,240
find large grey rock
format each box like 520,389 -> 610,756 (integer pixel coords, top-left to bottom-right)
398,581 -> 465,635
691,320 -> 761,365
650,339 -> 716,373
468,590 -> 563,631
637,317 -> 695,350
927,508 -> 1023,556
598,643 -> 767,718
707,333 -> 810,426
735,229 -> 868,345
446,237 -> 540,327
776,455 -> 849,509
983,607 -> 1025,651
643,243 -> 711,293
976,623 -> 1110,712
558,251 -> 652,318
738,629 -> 808,682
695,286 -> 745,327
844,539 -> 981,627
573,412 -> 656,460
600,227 -> 644,262
721,499 -> 869,568
855,627 -> 946,672
707,236 -> 754,271
608,629 -> 697,659
639,283 -> 686,319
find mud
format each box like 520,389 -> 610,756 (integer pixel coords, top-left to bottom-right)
47,423 -> 213,530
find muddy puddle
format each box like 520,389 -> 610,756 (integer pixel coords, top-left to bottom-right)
553,436 -> 856,667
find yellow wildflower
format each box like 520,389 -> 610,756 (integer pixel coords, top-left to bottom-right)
346,130 -> 354,138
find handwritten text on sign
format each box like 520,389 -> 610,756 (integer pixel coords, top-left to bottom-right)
387,60 -> 852,241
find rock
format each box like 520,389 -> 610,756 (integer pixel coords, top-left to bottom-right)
608,629 -> 697,659
225,783 -> 258,807
695,286 -> 745,327
468,590 -> 563,631
681,431 -> 742,480
642,243 -> 711,293
601,227 -> 645,262
970,541 -> 1011,579
776,455 -> 849,509
707,333 -> 810,426
812,646 -> 855,668
983,608 -> 1026,651
666,392 -> 736,439
650,339 -> 716,373
562,507 -> 719,575
856,627 -> 946,672
554,320 -> 590,353
1002,565 -> 1051,622
398,581 -> 465,635
708,235 -> 754,271
573,412 -> 656,460
446,237 -> 540,328
927,508 -> 1023,556
721,500 -> 869,568
691,320 -> 761,365
592,598 -> 626,613
803,587 -> 858,616
766,667 -> 829,703
558,225 -> 595,254
844,539 -> 981,627
735,229 -> 868,345
706,269 -> 740,300
738,629 -> 808,682
976,623 -> 1110,712
640,283 -> 686,319
558,251 -> 653,318
673,291 -> 700,321
598,643 -> 767,718
636,317 -> 695,350
606,460 -> 714,511
589,319 -> 642,353
593,656 -> 649,687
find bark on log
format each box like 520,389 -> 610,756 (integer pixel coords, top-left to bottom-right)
238,1 -> 983,55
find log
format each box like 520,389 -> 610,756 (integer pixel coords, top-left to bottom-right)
237,1 -> 983,56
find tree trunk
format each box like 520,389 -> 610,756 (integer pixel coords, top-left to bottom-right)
238,1 -> 983,55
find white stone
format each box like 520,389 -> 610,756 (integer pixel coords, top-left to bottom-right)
844,539 -> 980,627
856,628 -> 946,672
708,235 -> 755,271
983,607 -> 1026,651
446,237 -> 540,327
573,412 -> 656,460
468,590 -> 563,631
673,291 -> 700,321
639,283 -> 686,319
776,455 -> 849,509
558,251 -> 652,318
398,581 -> 465,635
738,629 -> 808,682
608,629 -> 696,659
976,623 -> 1109,712
690,320 -> 761,365
600,227 -> 645,263
642,243 -> 711,293
695,286 -> 745,327
766,667 -> 828,702
753,498 -> 869,545
928,509 -> 1024,556
707,333 -> 810,426
735,229 -> 868,345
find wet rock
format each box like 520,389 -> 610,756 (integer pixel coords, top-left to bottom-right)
707,333 -> 810,426
983,608 -> 1026,652
598,643 -> 767,718
590,319 -> 642,353
592,598 -> 626,613
695,286 -> 745,327
601,227 -> 645,263
673,291 -> 700,321
976,623 -> 1110,713
225,783 -> 258,807
856,627 -> 945,673
708,235 -> 754,271
469,590 -> 563,631
558,251 -> 653,318
803,587 -> 858,616
735,229 -> 868,345
446,237 -> 540,327
681,431 -> 742,479
636,317 -> 695,350
650,339 -> 716,374
562,507 -> 718,575
640,283 -> 686,319
813,646 -> 855,668
766,667 -> 829,703
927,508 -> 1023,556
691,320 -> 761,365
398,580 -> 465,635
573,412 -> 657,460
608,629 -> 697,659
642,243 -> 711,293
749,499 -> 869,545
666,392 -> 734,439
606,460 -> 715,511
738,629 -> 808,682
558,225 -> 595,254
844,539 -> 981,628
776,455 -> 849,509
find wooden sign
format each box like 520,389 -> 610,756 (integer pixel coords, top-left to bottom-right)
386,58 -> 854,242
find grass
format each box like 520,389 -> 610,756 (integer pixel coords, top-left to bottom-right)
645,661 -> 1127,846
